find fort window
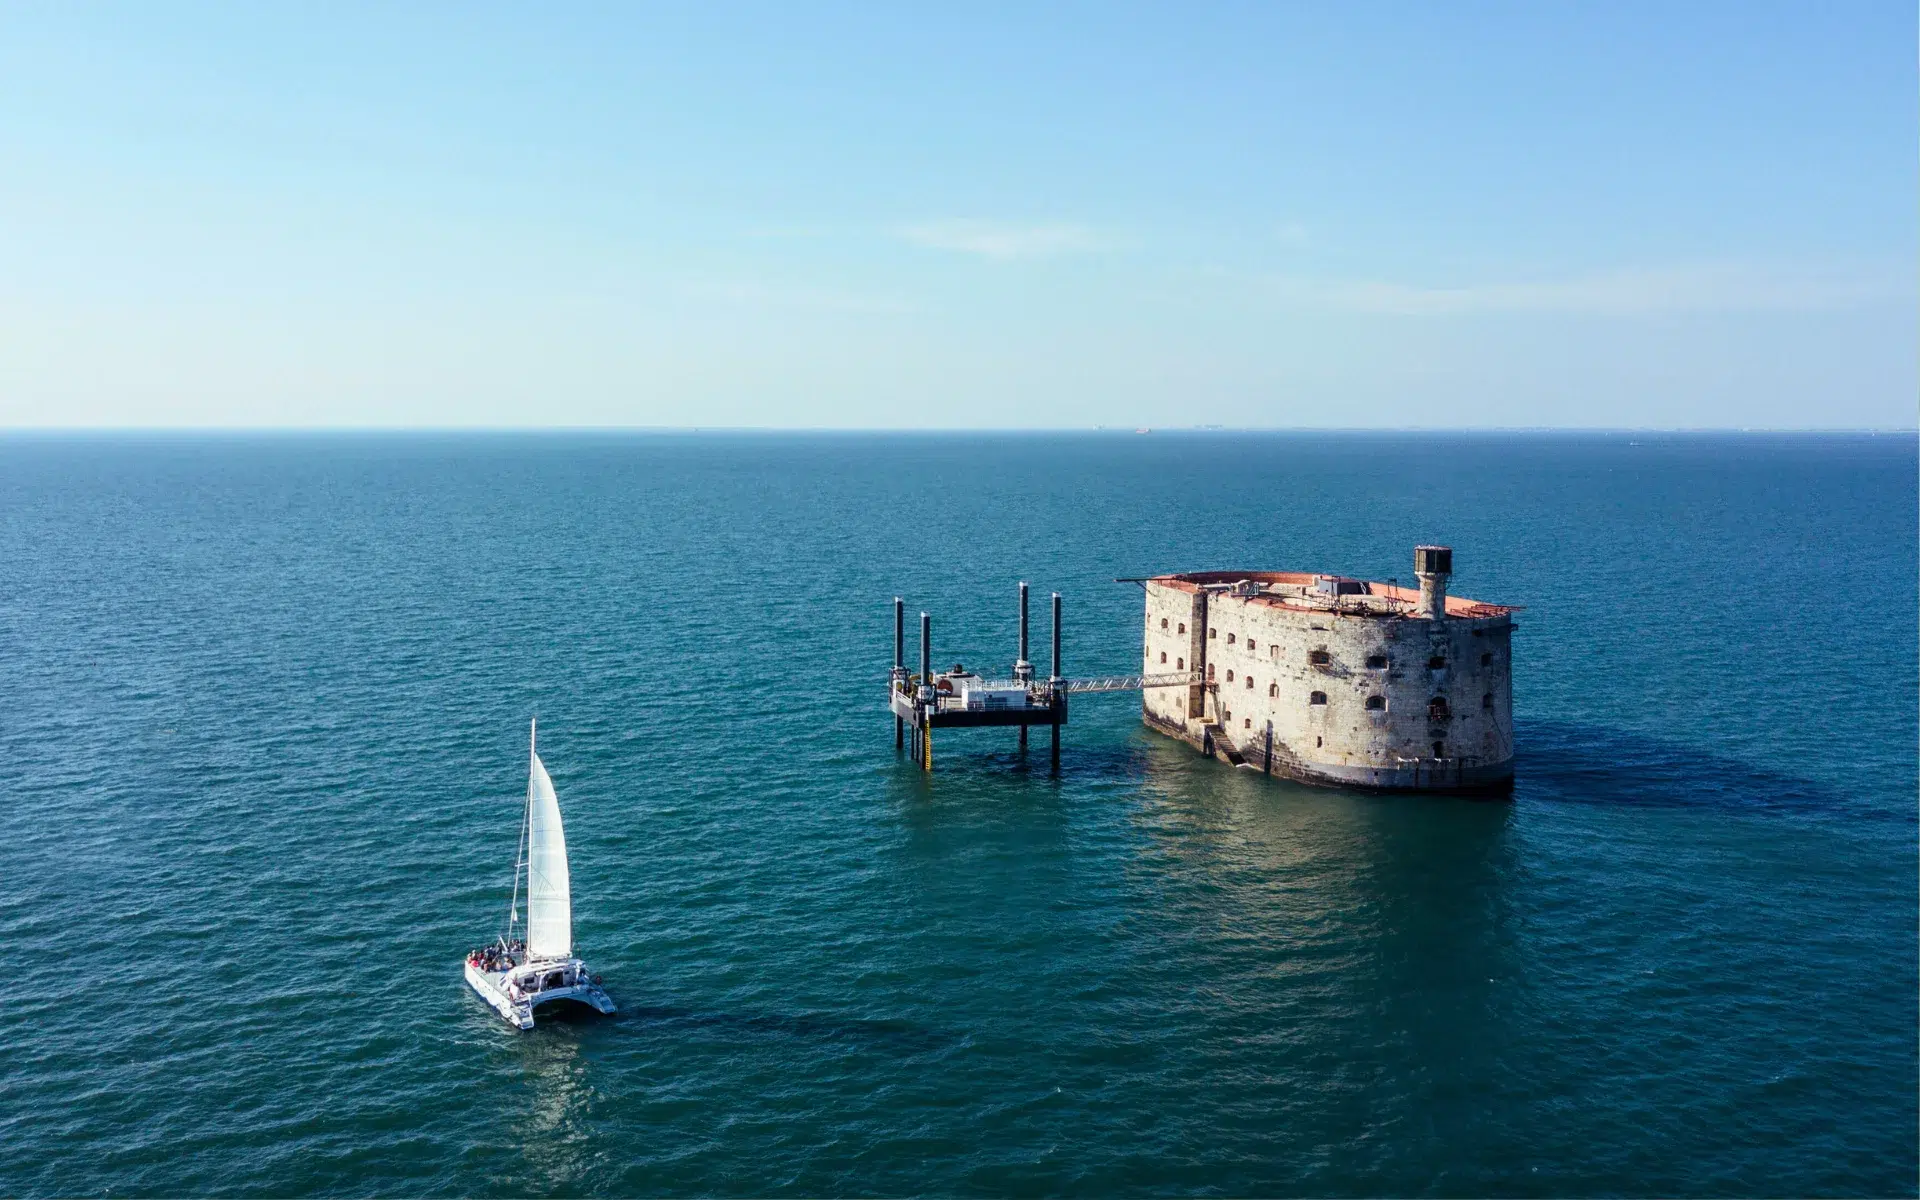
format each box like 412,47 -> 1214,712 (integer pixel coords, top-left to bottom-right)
1159,651 -> 1167,664
1160,618 -> 1168,630
1247,639 -> 1257,651
1480,652 -> 1492,667
1270,645 -> 1281,661
1428,655 -> 1446,670
1226,632 -> 1235,645
1428,697 -> 1450,719
1316,736 -> 1323,747
1365,695 -> 1385,711
1268,683 -> 1278,698
1309,691 -> 1328,705
1245,676 -> 1254,689
1308,649 -> 1331,666
1482,692 -> 1492,709
1177,657 -> 1184,670
1433,741 -> 1445,758
1244,718 -> 1252,730
1366,654 -> 1387,670
1209,628 -> 1217,639
1225,670 -> 1234,682
1178,623 -> 1186,635
1207,664 -> 1215,680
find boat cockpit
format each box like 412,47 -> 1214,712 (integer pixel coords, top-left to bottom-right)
502,958 -> 595,1001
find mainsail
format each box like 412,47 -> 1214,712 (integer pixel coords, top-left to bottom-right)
525,741 -> 572,960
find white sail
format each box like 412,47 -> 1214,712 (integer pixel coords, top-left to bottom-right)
525,748 -> 572,960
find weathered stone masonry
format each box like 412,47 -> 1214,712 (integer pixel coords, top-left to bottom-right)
1141,546 -> 1515,792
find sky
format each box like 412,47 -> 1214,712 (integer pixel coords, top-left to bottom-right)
0,2 -> 1913,429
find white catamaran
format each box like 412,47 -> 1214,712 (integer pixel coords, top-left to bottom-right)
464,719 -> 615,1030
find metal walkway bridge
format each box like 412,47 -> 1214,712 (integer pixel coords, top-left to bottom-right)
1059,671 -> 1196,694
959,671 -> 1198,694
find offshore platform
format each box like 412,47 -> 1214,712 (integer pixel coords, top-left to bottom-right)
887,584 -> 1194,772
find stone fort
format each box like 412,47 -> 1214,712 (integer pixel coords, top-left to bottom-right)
1140,546 -> 1515,791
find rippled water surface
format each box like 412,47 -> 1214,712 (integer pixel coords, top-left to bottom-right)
3,432 -> 1914,1196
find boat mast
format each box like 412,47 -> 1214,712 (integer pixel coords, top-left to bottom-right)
506,718 -> 534,947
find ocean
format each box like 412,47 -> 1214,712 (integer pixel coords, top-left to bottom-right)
2,431 -> 1914,1196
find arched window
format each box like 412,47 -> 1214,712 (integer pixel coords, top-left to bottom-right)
1207,663 -> 1215,680
1177,657 -> 1184,670
1482,692 -> 1493,709
1243,718 -> 1252,729
1428,655 -> 1447,670
1159,651 -> 1167,664
1365,695 -> 1385,711
1429,696 -> 1450,719
1210,628 -> 1218,639
1366,654 -> 1387,670
1160,618 -> 1168,630
1247,639 -> 1257,651
1225,670 -> 1235,682
1245,676 -> 1254,689
1178,623 -> 1186,635
1268,683 -> 1278,698
1226,632 -> 1236,645
1309,691 -> 1328,705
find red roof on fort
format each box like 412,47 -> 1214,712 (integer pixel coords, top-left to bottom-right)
1147,571 -> 1517,619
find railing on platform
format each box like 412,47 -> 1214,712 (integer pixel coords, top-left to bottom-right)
902,670 -> 1200,701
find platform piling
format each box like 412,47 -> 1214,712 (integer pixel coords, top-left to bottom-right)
919,611 -> 933,772
894,597 -> 905,750
1017,582 -> 1031,753
1050,591 -> 1062,771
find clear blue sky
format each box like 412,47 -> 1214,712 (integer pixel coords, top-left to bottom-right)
1,2 -> 1912,428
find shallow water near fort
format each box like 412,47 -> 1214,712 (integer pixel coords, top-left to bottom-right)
3,432 -> 1914,1196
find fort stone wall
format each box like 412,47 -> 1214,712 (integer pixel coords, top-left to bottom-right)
1140,549 -> 1514,792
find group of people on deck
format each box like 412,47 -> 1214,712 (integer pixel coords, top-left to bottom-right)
466,939 -> 525,974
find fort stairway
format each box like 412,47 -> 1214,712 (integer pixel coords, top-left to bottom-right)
1201,723 -> 1246,767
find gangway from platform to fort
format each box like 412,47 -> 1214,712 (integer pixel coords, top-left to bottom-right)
1059,671 -> 1195,694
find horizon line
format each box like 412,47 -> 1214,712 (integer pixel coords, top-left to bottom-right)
0,425 -> 1914,437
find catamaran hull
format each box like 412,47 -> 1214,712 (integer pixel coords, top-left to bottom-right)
464,962 -> 615,1031
465,962 -> 535,1029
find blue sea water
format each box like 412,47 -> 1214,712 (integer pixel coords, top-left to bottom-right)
1,431 -> 1914,1197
